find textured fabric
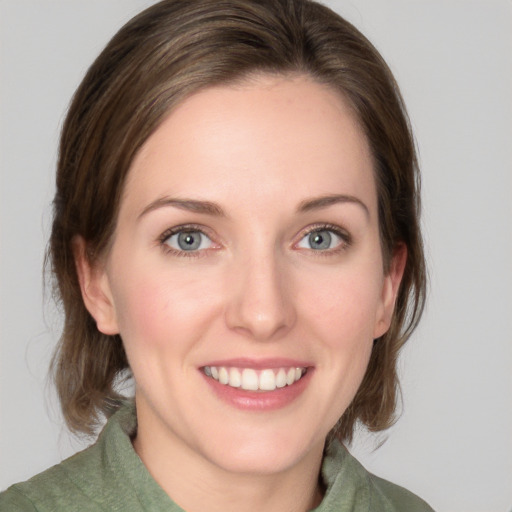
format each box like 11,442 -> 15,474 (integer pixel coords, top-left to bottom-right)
0,402 -> 434,511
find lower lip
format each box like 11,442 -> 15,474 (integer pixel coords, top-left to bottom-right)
201,369 -> 313,411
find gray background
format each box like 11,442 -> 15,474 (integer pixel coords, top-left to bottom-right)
1,1 -> 511,510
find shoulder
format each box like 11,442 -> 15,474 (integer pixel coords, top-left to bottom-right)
321,440 -> 435,512
0,440 -> 109,511
367,473 -> 435,512
0,486 -> 37,511
0,402 -> 141,511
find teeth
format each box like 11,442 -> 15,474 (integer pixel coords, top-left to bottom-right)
218,367 -> 229,385
203,365 -> 306,391
229,367 -> 241,388
259,369 -> 276,391
242,369 -> 259,390
276,368 -> 287,388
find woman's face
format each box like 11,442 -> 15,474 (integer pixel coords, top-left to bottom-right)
84,75 -> 403,476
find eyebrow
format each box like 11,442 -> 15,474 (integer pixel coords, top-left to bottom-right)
297,194 -> 369,217
138,197 -> 226,219
138,193 -> 369,219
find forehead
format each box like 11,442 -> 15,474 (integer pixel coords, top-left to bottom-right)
122,75 -> 376,216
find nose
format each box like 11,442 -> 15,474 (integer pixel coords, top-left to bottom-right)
225,251 -> 296,341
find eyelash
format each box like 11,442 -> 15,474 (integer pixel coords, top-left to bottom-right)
157,222 -> 352,258
296,223 -> 352,254
158,224 -> 216,258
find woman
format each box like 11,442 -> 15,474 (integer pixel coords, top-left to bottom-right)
0,0 -> 432,510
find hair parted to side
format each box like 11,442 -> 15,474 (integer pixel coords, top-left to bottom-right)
49,0 -> 426,441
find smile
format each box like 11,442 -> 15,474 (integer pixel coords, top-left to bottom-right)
203,366 -> 306,391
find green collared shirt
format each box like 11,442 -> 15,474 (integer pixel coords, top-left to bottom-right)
0,402 -> 434,511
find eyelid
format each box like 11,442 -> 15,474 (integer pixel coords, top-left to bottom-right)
158,224 -> 220,257
293,223 -> 352,251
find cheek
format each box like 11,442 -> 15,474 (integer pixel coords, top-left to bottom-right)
298,269 -> 379,426
302,265 -> 384,343
110,264 -> 223,354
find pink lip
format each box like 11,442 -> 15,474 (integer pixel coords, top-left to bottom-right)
201,357 -> 312,369
200,360 -> 314,411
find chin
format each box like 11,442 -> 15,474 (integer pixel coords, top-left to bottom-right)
195,424 -> 327,476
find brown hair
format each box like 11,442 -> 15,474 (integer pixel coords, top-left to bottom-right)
49,0 -> 426,441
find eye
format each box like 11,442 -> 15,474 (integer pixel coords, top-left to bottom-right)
163,229 -> 213,252
296,227 -> 347,251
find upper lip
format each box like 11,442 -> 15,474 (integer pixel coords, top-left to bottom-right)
200,358 -> 312,370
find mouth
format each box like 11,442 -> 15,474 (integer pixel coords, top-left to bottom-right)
202,366 -> 307,392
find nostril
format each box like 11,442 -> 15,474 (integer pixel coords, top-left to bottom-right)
223,254 -> 296,340
224,281 -> 295,340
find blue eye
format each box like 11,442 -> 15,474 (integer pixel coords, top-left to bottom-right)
297,228 -> 344,251
164,230 -> 213,252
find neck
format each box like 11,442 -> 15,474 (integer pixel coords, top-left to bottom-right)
133,406 -> 325,512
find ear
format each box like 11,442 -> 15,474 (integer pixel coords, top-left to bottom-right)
373,243 -> 407,339
72,236 -> 119,335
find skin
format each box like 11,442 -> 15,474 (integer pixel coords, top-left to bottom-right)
76,74 -> 405,512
